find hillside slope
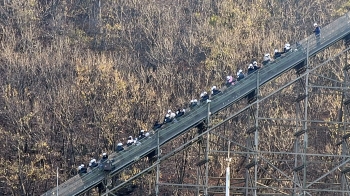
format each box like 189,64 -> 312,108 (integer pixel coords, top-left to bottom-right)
0,0 -> 349,195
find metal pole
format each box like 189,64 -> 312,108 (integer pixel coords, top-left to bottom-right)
302,39 -> 310,195
245,138 -> 250,196
342,37 -> 350,196
56,167 -> 58,195
226,141 -> 231,196
340,80 -> 345,196
197,167 -> 200,196
293,137 -> 299,196
254,71 -> 260,196
99,0 -> 101,22
341,141 -> 345,196
204,100 -> 211,196
293,92 -> 301,196
156,130 -> 160,196
225,166 -> 230,195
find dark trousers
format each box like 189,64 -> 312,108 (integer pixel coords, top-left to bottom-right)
316,34 -> 320,46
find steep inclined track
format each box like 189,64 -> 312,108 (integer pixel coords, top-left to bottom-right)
42,12 -> 350,196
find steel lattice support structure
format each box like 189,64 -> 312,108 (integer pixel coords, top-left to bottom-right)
101,63 -> 350,196
150,44 -> 349,196
340,35 -> 350,196
98,14 -> 350,196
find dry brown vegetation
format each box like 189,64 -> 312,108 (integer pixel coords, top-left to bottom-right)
0,0 -> 349,195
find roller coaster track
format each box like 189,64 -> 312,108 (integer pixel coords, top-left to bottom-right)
42,11 -> 350,196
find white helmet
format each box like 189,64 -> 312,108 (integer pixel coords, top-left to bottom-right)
193,99 -> 198,102
141,130 -> 144,133
285,43 -> 290,50
78,166 -> 82,170
182,109 -> 185,112
253,61 -> 257,65
90,159 -> 94,163
190,99 -> 194,103
203,91 -> 207,95
264,54 -> 271,61
274,49 -> 278,53
145,132 -> 150,137
239,69 -> 242,73
167,110 -> 171,113
166,114 -> 170,117
248,64 -> 253,69
314,23 -> 318,27
226,76 -> 231,80
200,92 -> 204,97
211,86 -> 216,90
81,164 -> 84,167
117,143 -> 123,146
237,72 -> 240,76
102,153 -> 107,156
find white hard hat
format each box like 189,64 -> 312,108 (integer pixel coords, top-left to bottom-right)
90,159 -> 94,163
226,76 -> 231,80
78,166 -> 82,170
274,49 -> 278,53
200,92 -> 204,97
239,69 -> 242,73
193,99 -> 197,102
145,132 -> 150,137
166,114 -> 170,117
212,86 -> 216,90
167,110 -> 171,113
81,164 -> 84,167
314,23 -> 318,27
118,143 -> 123,146
182,109 -> 185,112
141,129 -> 144,132
253,61 -> 257,65
248,64 -> 253,68
102,153 -> 107,156
204,91 -> 207,95
265,53 -> 270,57
190,99 -> 194,103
